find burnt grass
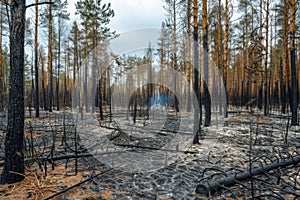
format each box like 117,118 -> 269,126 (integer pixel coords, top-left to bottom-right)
0,108 -> 299,199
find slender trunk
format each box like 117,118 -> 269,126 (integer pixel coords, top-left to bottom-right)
0,5 -> 4,112
282,0 -> 289,114
73,23 -> 78,105
245,3 -> 250,106
186,0 -> 191,112
193,0 -> 200,144
56,17 -> 61,111
202,0 -> 211,127
34,0 -> 39,117
1,0 -> 26,184
279,58 -> 285,113
48,1 -> 53,112
172,0 -> 178,113
84,21 -> 88,112
217,0 -> 223,115
99,79 -> 104,120
91,25 -> 97,113
264,0 -> 269,116
290,0 -> 298,125
30,50 -> 34,114
107,67 -> 112,122
40,50 -> 46,110
223,0 -> 229,118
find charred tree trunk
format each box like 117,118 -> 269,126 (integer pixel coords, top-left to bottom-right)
202,0 -> 211,127
1,0 -> 26,184
289,0 -> 298,126
264,0 -> 270,116
186,0 -> 191,112
193,0 -> 200,144
196,155 -> 300,196
99,79 -> 104,120
34,0 -> 39,117
279,58 -> 285,113
48,0 -> 53,112
40,50 -> 47,110
56,18 -> 61,111
223,0 -> 229,118
0,5 -> 4,112
282,0 -> 289,114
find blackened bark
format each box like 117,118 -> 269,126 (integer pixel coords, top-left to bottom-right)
48,0 -> 53,112
56,18 -> 61,111
1,0 -> 26,184
279,58 -> 286,114
99,79 -> 104,120
34,0 -> 39,118
0,6 -> 4,112
196,155 -> 300,196
290,47 -> 298,125
290,0 -> 298,126
203,27 -> 211,127
41,50 -> 47,110
193,0 -> 199,144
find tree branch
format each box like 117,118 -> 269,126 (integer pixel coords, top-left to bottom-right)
25,1 -> 54,9
43,168 -> 113,200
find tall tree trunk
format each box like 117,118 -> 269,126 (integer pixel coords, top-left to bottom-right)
247,6 -> 252,107
64,43 -> 68,107
290,0 -> 298,125
34,0 -> 39,117
186,0 -> 191,112
223,0 -> 229,118
172,0 -> 179,113
56,17 -> 61,111
40,50 -> 47,110
84,21 -> 88,112
72,22 -> 78,107
1,0 -> 26,184
282,0 -> 289,114
91,25 -> 97,113
217,0 -> 223,115
202,0 -> 211,127
193,0 -> 200,144
279,58 -> 284,112
0,4 -> 4,112
48,0 -> 53,112
99,79 -> 104,120
264,0 -> 270,116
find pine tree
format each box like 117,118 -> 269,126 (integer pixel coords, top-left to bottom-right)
53,0 -> 69,111
1,0 -> 26,184
75,0 -> 115,113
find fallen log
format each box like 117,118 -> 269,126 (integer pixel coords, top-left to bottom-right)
0,150 -> 128,167
196,155 -> 300,196
43,168 -> 113,200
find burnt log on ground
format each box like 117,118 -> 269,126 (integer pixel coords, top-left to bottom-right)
0,151 -> 128,167
196,155 -> 300,196
43,168 -> 113,200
